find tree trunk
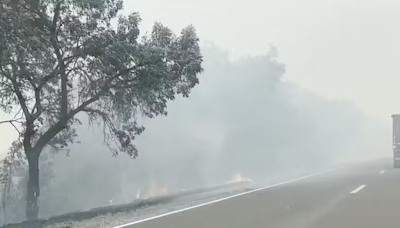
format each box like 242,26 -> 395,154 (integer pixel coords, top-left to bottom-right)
26,151 -> 40,220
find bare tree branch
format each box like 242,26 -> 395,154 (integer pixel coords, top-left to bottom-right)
13,107 -> 22,120
37,65 -> 59,90
51,2 -> 62,32
8,76 -> 31,122
9,122 -> 22,138
36,55 -> 76,91
31,88 -> 42,120
0,119 -> 23,125
50,36 -> 68,117
0,119 -> 23,143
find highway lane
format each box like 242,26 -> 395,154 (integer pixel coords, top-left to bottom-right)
114,159 -> 400,228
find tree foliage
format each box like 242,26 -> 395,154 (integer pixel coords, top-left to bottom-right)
0,142 -> 26,224
0,0 -> 203,157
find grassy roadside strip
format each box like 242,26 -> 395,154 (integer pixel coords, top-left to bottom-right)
1,182 -> 251,228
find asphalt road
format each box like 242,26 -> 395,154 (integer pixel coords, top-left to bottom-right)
115,158 -> 400,228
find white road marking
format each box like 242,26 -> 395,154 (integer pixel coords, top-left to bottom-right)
380,170 -> 385,174
112,169 -> 335,228
350,185 -> 366,194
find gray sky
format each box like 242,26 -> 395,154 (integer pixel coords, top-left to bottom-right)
1,0 -> 399,154
125,0 -> 400,121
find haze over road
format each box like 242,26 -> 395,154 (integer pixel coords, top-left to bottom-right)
115,158 -> 399,228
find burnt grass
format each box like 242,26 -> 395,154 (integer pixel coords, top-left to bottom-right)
1,182 -> 249,228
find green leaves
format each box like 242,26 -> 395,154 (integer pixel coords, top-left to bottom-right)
0,0 -> 203,158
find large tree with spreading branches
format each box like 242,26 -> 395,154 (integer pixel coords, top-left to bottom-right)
0,0 -> 203,220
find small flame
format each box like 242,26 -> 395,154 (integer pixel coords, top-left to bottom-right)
136,188 -> 141,199
228,173 -> 253,184
135,182 -> 168,199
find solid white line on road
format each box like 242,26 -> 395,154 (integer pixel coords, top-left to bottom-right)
350,185 -> 366,194
380,170 -> 385,174
112,169 -> 335,228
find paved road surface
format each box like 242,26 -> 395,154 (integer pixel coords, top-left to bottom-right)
115,159 -> 400,228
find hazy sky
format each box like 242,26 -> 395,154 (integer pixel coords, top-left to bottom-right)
125,0 -> 400,121
1,0 -> 399,154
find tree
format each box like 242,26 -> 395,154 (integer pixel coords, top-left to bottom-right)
0,0 -> 203,220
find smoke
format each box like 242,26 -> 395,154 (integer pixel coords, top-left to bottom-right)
1,43 -> 387,222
